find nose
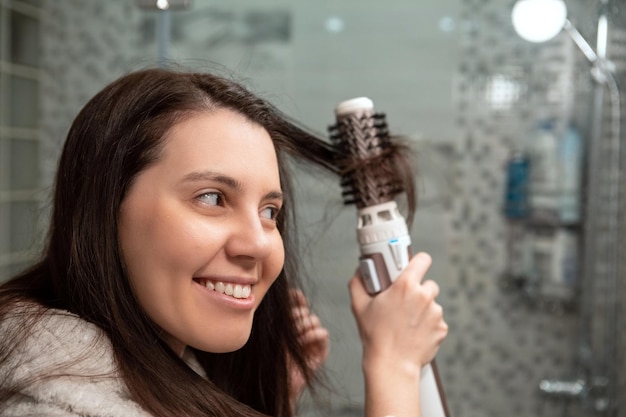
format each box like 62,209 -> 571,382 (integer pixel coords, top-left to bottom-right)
225,210 -> 273,262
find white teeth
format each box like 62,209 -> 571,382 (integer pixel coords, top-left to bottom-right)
241,286 -> 251,298
224,283 -> 234,296
202,280 -> 251,299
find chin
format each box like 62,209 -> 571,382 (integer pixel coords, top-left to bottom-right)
193,331 -> 252,353
199,342 -> 249,354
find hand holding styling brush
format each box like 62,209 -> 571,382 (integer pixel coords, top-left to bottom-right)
349,253 -> 448,417
329,97 -> 450,417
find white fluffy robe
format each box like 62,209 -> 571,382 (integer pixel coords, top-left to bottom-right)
0,305 -> 153,417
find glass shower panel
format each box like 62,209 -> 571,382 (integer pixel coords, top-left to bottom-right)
8,74 -> 39,128
9,8 -> 40,67
0,1 -> 42,283
9,138 -> 39,191
9,200 -> 39,253
0,202 -> 9,254
0,198 -> 40,267
15,0 -> 42,7
0,138 -> 8,190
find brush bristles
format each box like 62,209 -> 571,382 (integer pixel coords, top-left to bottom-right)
329,112 -> 405,208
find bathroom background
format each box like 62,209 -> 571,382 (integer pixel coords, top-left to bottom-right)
0,0 -> 624,416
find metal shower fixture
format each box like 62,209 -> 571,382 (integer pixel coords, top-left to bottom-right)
136,0 -> 192,11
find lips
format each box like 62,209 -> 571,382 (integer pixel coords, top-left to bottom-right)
194,278 -> 252,299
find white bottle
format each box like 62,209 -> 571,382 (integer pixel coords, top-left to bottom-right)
531,229 -> 578,287
529,121 -> 560,218
557,126 -> 583,224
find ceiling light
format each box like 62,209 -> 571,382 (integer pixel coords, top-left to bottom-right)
511,0 -> 567,43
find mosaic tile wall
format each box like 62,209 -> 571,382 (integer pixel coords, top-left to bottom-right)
447,1 -> 625,416
617,27 -> 626,409
36,1 -> 624,416
441,2 -> 579,415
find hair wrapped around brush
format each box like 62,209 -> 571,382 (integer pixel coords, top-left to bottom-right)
328,109 -> 417,226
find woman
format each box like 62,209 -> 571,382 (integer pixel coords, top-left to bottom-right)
0,68 -> 447,417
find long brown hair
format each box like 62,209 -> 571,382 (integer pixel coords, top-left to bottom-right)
0,68 -> 418,416
0,68 -> 339,417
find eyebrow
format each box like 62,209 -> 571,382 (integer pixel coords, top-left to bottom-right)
182,170 -> 283,201
182,171 -> 242,191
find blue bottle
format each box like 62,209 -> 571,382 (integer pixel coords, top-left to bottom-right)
505,150 -> 531,219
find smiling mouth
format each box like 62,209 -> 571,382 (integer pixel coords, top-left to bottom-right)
194,279 -> 252,299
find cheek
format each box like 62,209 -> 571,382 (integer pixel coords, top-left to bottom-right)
268,234 -> 286,283
119,201 -> 211,281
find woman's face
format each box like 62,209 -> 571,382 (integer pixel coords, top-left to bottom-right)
118,109 -> 285,355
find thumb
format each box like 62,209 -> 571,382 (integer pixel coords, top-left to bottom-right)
348,270 -> 372,315
393,252 -> 432,287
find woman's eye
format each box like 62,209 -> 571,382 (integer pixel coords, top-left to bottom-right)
260,206 -> 280,221
197,192 -> 223,206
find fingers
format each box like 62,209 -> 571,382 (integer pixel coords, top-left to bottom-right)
349,270 -> 372,316
289,288 -> 308,308
292,306 -> 322,334
396,252 -> 432,286
290,289 -> 322,335
347,251 -> 447,367
289,288 -> 331,376
289,289 -> 327,337
298,325 -> 329,344
299,326 -> 330,366
350,253 -> 433,313
421,279 -> 440,300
